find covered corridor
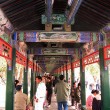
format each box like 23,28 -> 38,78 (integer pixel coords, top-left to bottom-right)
0,0 -> 110,110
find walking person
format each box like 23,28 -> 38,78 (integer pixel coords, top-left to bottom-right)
53,76 -> 59,88
46,77 -> 53,107
35,76 -> 46,110
74,82 -> 81,110
54,75 -> 69,110
71,81 -> 77,109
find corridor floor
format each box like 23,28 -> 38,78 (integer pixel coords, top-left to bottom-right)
0,94 -> 75,110
44,94 -> 75,110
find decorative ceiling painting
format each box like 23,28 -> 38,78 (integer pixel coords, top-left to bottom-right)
15,31 -> 101,43
82,33 -> 104,56
42,48 -> 67,55
0,9 -> 13,43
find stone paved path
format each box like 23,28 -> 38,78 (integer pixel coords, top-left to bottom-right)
44,94 -> 75,110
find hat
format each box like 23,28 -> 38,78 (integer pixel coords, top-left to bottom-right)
16,85 -> 22,91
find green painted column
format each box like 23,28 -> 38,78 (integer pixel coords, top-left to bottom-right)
60,66 -> 62,74
33,62 -> 36,96
63,65 -> 65,76
64,65 -> 66,79
23,58 -> 28,94
33,71 -> 36,95
66,62 -> 68,82
71,62 -> 74,85
35,64 -> 39,92
38,65 -> 39,76
6,48 -> 16,110
57,70 -> 59,77
30,69 -> 34,101
34,72 -> 37,94
72,68 -> 74,84
80,58 -> 86,106
99,48 -> 110,110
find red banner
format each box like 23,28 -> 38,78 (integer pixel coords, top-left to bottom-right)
104,45 -> 110,60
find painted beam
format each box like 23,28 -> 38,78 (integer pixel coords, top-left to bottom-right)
67,0 -> 83,25
16,31 -> 100,43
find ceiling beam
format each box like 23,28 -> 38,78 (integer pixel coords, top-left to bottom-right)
2,0 -> 32,10
11,12 -> 38,23
6,1 -> 44,14
6,3 -> 44,18
16,18 -> 41,30
78,9 -> 106,26
82,1 -> 110,21
34,55 -> 71,60
34,55 -> 71,56
0,0 -> 15,7
67,0 -> 83,25
76,15 -> 101,28
96,0 -> 110,7
46,0 -> 53,23
36,61 -> 67,64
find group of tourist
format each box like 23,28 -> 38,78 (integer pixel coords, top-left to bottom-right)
35,74 -> 69,110
14,75 -> 101,110
14,75 -> 60,110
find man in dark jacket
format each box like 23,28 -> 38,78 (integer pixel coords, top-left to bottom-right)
92,90 -> 101,110
71,81 -> 77,108
53,76 -> 59,87
46,77 -> 53,107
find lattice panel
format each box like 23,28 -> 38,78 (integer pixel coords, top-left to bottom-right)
28,60 -> 33,69
16,51 -> 26,66
0,38 -> 12,59
104,45 -> 110,67
82,51 -> 99,67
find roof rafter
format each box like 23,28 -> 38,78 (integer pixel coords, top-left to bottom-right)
67,0 -> 83,25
